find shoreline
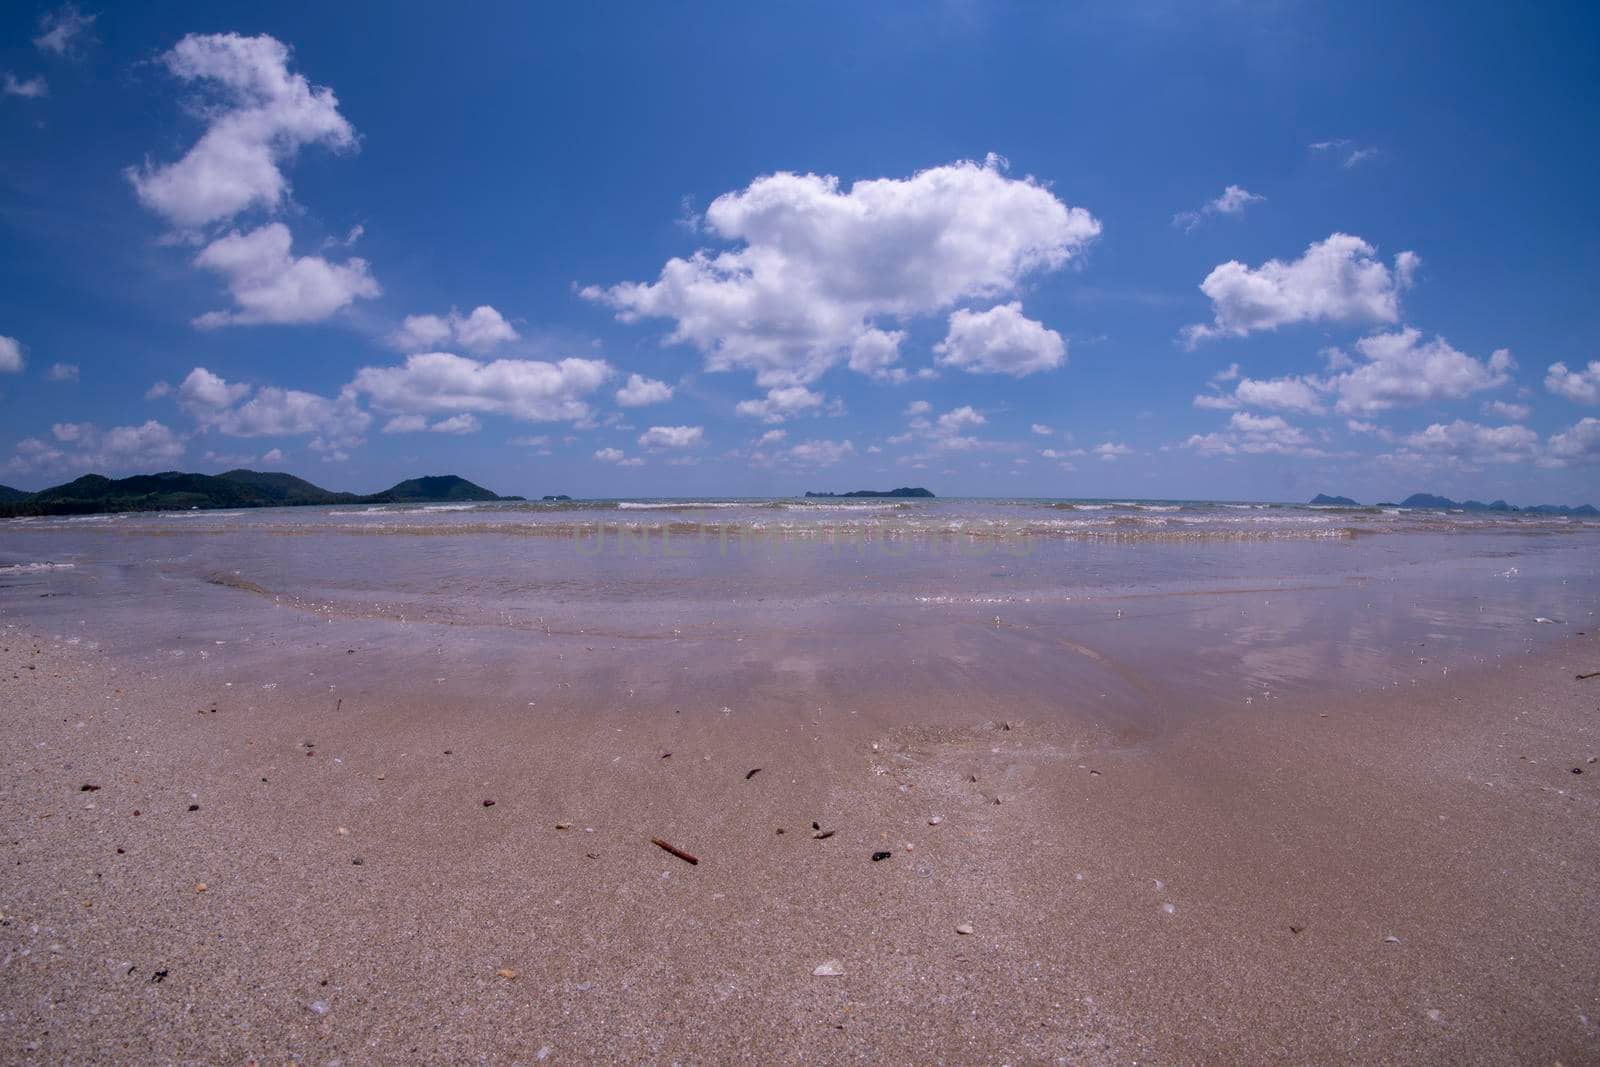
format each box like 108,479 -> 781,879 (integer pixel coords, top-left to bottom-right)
2,626 -> 1597,1062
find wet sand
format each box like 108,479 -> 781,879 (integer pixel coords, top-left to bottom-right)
2,624 -> 1598,1063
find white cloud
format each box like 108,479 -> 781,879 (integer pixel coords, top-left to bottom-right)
846,328 -> 910,381
145,381 -> 172,399
34,5 -> 95,56
46,362 -> 79,383
178,365 -> 369,449
904,400 -> 931,416
1545,360 -> 1600,404
192,223 -> 379,327
583,154 -> 1098,387
4,74 -> 47,98
1031,423 -> 1054,436
935,302 -> 1066,377
0,335 -> 24,373
1325,328 -> 1513,415
127,33 -> 355,230
638,425 -> 704,450
1092,442 -> 1133,460
1172,184 -> 1264,231
787,439 -> 855,466
735,385 -> 827,423
352,353 -> 612,423
1402,420 -> 1539,464
9,420 -> 184,474
1310,139 -> 1379,169
1184,412 -> 1326,457
614,373 -> 674,407
261,447 -> 285,464
1546,418 -> 1600,466
1194,374 -> 1325,414
382,414 -> 428,434
1182,234 -> 1417,346
429,413 -> 479,435
178,366 -> 251,411
1482,399 -> 1531,421
756,429 -> 787,445
936,406 -> 985,434
594,447 -> 643,466
391,305 -> 519,353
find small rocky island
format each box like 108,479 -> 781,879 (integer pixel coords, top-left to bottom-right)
1308,491 -> 1597,516
804,487 -> 935,499
1308,493 -> 1360,506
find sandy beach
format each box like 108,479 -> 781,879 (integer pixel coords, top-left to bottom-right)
3,619 -> 1597,1063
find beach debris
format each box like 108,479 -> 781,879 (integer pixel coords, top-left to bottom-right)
309,1000 -> 329,1015
928,815 -> 943,826
744,768 -> 762,780
813,829 -> 835,840
195,883 -> 207,894
496,968 -> 518,980
1289,925 -> 1305,935
351,856 -> 364,866
556,822 -> 573,830
150,969 -> 168,983
955,923 -> 974,935
1161,903 -> 1176,915
1577,671 -> 1600,681
1572,768 -> 1584,775
812,959 -> 845,977
1534,617 -> 1555,624
651,837 -> 699,865
79,784 -> 101,792
775,828 -> 785,835
187,804 -> 200,812
871,851 -> 892,862
1383,935 -> 1402,944
482,799 -> 496,807
1425,1009 -> 1443,1022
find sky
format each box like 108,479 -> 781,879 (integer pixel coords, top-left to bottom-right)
2,2 -> 1598,504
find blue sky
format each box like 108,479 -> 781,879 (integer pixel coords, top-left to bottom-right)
2,1 -> 1598,502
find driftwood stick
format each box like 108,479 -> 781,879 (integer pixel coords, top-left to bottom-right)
651,837 -> 699,865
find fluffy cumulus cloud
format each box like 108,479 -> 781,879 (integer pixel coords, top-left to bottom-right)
934,302 -> 1065,377
1401,420 -> 1540,464
1184,412 -> 1325,457
192,223 -> 380,327
1546,418 -> 1600,466
46,362 -> 79,383
1195,374 -> 1325,414
34,5 -> 96,56
1172,185 -> 1265,232
1482,399 -> 1531,421
735,385 -> 829,423
1324,328 -> 1513,415
178,366 -> 370,451
127,33 -> 355,230
594,446 -> 642,467
1545,360 -> 1600,404
638,425 -> 704,450
0,335 -> 24,373
352,353 -> 612,423
846,328 -> 909,381
390,306 -> 518,353
9,420 -> 185,474
1182,234 -> 1418,346
582,154 -> 1098,386
614,373 -> 674,407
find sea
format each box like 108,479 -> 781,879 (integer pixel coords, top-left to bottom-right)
3,497 -> 1597,733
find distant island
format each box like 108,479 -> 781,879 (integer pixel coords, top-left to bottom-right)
1309,491 -> 1596,516
0,470 -> 524,518
804,487 -> 935,499
542,494 -> 573,502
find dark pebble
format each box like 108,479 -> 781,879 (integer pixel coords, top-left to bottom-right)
187,804 -> 199,812
871,851 -> 892,862
1574,768 -> 1584,775
482,799 -> 495,807
352,856 -> 364,866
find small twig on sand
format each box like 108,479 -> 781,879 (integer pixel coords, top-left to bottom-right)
1577,671 -> 1600,680
744,767 -> 761,780
651,837 -> 699,865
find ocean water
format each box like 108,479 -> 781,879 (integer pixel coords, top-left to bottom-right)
3,497 -> 1597,732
